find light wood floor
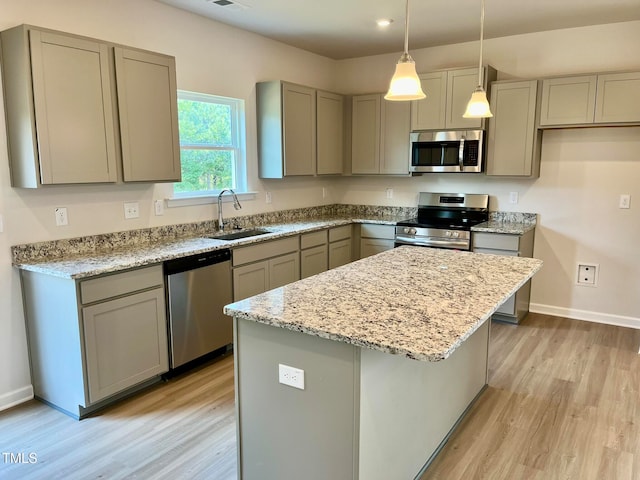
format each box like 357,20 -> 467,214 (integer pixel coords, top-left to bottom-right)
2,313 -> 640,479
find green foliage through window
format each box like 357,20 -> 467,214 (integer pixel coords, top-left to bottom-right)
174,91 -> 245,195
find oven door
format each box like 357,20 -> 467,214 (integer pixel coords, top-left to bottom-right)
394,227 -> 471,250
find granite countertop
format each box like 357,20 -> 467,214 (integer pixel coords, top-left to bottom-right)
13,215 -> 409,279
471,220 -> 536,235
225,246 -> 543,363
471,212 -> 537,235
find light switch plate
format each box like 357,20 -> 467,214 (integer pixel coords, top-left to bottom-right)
619,194 -> 631,209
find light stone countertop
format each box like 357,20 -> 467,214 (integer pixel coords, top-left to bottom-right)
13,216 -> 406,279
225,246 -> 543,363
471,220 -> 537,235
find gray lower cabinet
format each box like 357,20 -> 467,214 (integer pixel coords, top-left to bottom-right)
21,265 -> 168,418
472,230 -> 535,323
300,230 -> 329,279
232,237 -> 300,301
360,224 -> 395,259
328,225 -> 353,269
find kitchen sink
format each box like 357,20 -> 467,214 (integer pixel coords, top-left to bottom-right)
210,228 -> 271,241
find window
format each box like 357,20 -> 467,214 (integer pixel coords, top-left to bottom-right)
174,91 -> 246,197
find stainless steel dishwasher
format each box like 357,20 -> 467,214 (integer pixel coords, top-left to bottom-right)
164,249 -> 232,369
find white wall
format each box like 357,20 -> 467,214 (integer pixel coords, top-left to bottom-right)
334,21 -> 640,326
0,2 -> 639,409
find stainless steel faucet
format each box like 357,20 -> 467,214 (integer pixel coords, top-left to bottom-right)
217,189 -> 242,232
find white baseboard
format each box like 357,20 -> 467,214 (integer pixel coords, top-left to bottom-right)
0,385 -> 34,412
530,303 -> 640,330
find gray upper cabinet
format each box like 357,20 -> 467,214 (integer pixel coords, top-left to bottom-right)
1,26 -> 118,187
411,67 -> 497,131
114,47 -> 180,182
316,90 -> 344,175
351,94 -> 410,175
486,80 -> 542,177
0,24 -> 180,188
257,81 -> 317,178
539,75 -> 597,126
539,71 -> 640,127
594,72 -> 640,123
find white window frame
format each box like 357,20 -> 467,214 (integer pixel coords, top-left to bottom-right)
170,90 -> 249,205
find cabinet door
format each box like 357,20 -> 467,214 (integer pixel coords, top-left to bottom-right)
411,71 -> 447,130
329,239 -> 352,269
301,245 -> 328,279
317,91 -> 344,175
283,83 -> 316,176
381,100 -> 410,175
539,76 -> 597,126
446,68 -> 483,129
486,80 -> 540,177
29,30 -> 117,184
594,72 -> 640,123
233,260 -> 269,301
360,239 -> 395,259
269,252 -> 300,289
82,288 -> 168,404
114,47 -> 180,182
351,94 -> 381,174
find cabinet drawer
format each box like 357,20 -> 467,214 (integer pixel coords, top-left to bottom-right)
233,236 -> 299,267
360,224 -> 395,240
80,265 -> 163,305
472,233 -> 520,251
329,225 -> 351,242
301,230 -> 328,249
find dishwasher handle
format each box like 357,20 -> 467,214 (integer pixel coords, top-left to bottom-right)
164,249 -> 231,275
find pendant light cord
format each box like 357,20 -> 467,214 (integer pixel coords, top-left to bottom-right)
477,0 -> 485,86
403,0 -> 410,55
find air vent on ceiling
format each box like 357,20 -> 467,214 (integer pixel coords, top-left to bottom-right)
207,0 -> 250,10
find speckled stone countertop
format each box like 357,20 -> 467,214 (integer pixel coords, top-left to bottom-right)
225,246 -> 543,362
13,215 -> 409,279
471,212 -> 537,235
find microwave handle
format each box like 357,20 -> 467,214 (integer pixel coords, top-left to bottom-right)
458,136 -> 465,171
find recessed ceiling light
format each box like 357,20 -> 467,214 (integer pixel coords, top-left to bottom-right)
376,19 -> 393,28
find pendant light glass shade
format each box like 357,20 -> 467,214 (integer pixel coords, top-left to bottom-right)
384,0 -> 425,101
385,53 -> 425,101
463,86 -> 493,118
463,0 -> 492,118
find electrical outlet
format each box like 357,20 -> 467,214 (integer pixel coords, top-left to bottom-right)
55,207 -> 68,226
322,187 -> 328,199
278,363 -> 305,390
0,214 -> 4,233
577,263 -> 598,287
154,199 -> 164,216
509,192 -> 519,204
124,202 -> 140,219
265,192 -> 272,204
619,194 -> 631,209
386,188 -> 393,199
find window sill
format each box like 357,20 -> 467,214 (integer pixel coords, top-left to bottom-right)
166,192 -> 257,208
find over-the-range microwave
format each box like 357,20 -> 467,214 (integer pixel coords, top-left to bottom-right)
410,130 -> 484,173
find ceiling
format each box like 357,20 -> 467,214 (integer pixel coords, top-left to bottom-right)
156,0 -> 640,60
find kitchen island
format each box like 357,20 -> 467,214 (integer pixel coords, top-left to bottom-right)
225,246 -> 542,480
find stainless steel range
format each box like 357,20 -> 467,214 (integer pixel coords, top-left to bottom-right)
395,192 -> 489,250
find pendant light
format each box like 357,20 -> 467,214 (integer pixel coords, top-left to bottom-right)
384,0 -> 425,101
463,0 -> 492,118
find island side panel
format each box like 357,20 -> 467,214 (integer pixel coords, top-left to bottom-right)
358,320 -> 490,480
234,318 -> 360,480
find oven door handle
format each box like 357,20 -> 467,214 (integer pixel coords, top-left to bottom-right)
395,236 -> 469,249
458,136 -> 465,172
